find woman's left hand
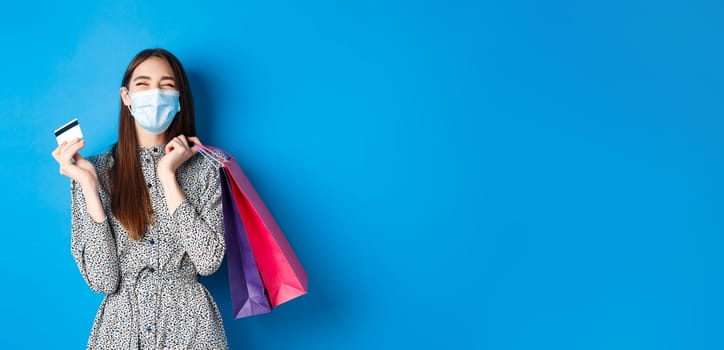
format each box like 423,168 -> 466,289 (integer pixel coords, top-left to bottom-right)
157,135 -> 201,180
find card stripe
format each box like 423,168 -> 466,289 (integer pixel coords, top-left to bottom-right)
54,119 -> 79,137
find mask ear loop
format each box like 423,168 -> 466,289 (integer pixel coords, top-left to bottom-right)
123,87 -> 134,114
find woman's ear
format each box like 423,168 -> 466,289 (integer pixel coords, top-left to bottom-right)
119,87 -> 131,107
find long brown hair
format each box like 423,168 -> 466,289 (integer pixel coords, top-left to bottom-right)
109,48 -> 196,240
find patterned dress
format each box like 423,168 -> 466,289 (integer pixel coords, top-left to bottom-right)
70,144 -> 229,349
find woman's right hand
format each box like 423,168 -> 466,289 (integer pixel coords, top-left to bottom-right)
51,138 -> 98,187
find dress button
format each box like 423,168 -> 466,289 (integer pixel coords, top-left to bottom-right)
152,147 -> 158,153
149,239 -> 155,244
147,183 -> 152,188
145,157 -> 150,163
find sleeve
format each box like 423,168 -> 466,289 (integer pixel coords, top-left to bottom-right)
70,177 -> 120,294
171,162 -> 226,276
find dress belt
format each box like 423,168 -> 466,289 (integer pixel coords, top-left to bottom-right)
120,268 -> 198,287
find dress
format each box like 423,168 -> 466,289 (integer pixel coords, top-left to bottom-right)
70,144 -> 229,349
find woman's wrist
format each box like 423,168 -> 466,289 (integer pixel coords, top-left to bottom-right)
79,177 -> 99,194
158,169 -> 176,185
79,179 -> 107,223
158,170 -> 186,213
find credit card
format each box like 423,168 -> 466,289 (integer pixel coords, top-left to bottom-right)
54,118 -> 83,145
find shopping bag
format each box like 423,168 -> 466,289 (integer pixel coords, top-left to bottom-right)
219,169 -> 272,319
197,145 -> 308,308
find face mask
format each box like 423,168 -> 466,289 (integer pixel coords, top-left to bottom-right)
126,88 -> 181,135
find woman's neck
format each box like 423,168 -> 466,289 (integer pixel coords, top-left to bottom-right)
135,123 -> 166,147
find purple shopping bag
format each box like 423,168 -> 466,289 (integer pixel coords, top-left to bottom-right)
219,169 -> 272,319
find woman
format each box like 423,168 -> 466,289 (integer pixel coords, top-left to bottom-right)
51,48 -> 229,349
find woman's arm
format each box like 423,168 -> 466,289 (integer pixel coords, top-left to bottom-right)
162,168 -> 225,276
70,176 -> 120,294
53,139 -> 120,294
80,180 -> 107,223
158,135 -> 225,276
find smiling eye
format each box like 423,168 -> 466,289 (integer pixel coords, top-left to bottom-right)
136,82 -> 148,86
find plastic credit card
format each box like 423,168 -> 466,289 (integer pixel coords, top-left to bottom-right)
54,118 -> 83,145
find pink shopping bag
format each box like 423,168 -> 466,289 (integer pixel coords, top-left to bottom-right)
198,145 -> 308,308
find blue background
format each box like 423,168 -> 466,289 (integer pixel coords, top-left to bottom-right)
0,0 -> 722,349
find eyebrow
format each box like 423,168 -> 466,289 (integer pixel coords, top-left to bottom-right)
132,75 -> 176,82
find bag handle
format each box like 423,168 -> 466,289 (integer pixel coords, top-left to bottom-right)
195,143 -> 227,168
